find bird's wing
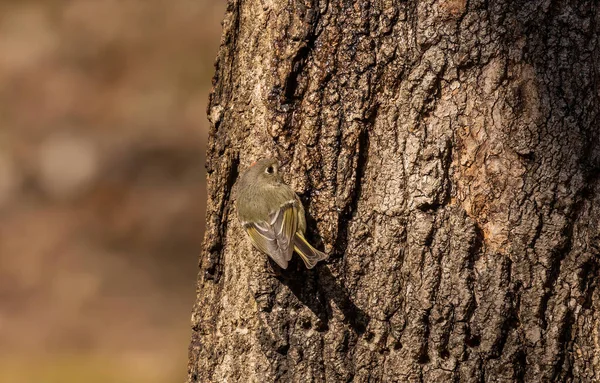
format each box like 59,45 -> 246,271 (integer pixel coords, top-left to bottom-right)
243,201 -> 297,269
269,200 -> 297,262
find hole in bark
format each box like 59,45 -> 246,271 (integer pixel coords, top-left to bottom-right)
261,305 -> 273,313
350,318 -> 369,335
440,349 -> 450,359
301,319 -> 312,329
466,334 -> 481,347
315,319 -> 329,332
277,344 -> 290,355
364,331 -> 375,342
417,353 -> 430,364
393,341 -> 403,350
516,150 -> 535,162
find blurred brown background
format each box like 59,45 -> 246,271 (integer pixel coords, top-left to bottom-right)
0,1 -> 224,381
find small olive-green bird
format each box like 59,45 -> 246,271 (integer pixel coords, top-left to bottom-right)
236,158 -> 328,269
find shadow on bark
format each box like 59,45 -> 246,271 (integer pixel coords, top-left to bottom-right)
276,264 -> 370,335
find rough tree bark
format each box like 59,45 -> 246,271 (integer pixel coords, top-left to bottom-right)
188,1 -> 600,382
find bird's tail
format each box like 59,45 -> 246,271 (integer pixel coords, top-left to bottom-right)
294,232 -> 328,269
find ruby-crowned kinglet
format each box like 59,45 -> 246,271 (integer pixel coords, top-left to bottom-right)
236,158 -> 328,269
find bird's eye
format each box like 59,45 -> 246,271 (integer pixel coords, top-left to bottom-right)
265,166 -> 274,174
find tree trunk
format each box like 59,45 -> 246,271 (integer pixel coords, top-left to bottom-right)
188,1 -> 600,382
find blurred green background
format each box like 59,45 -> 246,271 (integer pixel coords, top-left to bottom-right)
0,1 -> 225,381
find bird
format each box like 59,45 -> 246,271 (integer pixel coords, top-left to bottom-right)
235,158 -> 328,269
